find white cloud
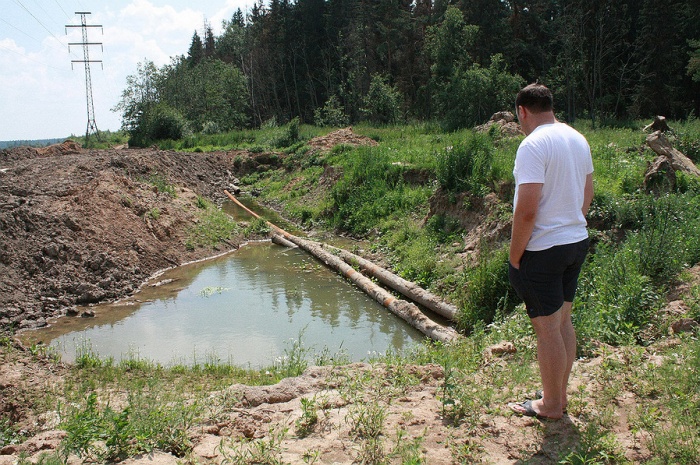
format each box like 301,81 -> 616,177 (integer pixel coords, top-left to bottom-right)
0,0 -> 255,140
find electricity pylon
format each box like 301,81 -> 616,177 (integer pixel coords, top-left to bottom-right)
66,12 -> 103,143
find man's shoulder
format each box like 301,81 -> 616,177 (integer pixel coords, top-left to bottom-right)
526,122 -> 588,145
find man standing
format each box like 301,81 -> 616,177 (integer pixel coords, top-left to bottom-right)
507,84 -> 594,420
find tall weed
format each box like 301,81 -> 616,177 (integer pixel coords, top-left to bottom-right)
330,146 -> 428,234
576,244 -> 661,346
456,245 -> 520,333
436,132 -> 495,195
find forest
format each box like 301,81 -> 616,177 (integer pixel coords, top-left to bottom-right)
114,0 -> 700,146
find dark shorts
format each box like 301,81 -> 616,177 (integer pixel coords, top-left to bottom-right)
509,238 -> 589,318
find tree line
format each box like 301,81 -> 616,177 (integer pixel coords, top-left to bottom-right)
114,0 -> 700,146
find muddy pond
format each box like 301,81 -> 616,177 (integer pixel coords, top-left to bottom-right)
24,200 -> 426,368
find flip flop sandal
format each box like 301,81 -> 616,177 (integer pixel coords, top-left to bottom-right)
508,400 -> 558,421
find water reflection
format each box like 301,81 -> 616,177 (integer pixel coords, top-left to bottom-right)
31,242 -> 424,367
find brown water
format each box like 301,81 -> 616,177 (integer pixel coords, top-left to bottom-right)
25,240 -> 425,368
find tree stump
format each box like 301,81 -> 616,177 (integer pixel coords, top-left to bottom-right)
643,115 -> 670,133
643,130 -> 700,193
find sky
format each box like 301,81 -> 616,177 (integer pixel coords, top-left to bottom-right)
0,0 -> 253,141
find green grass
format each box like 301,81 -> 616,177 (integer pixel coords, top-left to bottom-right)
185,199 -> 240,250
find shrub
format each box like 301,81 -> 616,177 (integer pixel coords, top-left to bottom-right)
314,95 -> 349,127
201,121 -> 221,135
128,103 -> 189,147
361,74 -> 402,125
576,243 -> 661,345
436,132 -> 495,195
329,147 -> 405,234
456,245 -> 520,333
433,55 -> 524,131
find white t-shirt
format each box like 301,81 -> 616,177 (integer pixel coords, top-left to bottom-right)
513,122 -> 593,251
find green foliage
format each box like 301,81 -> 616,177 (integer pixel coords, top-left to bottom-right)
558,422 -> 628,464
384,222 -> 445,288
425,6 -> 478,81
74,341 -> 105,369
577,191 -> 700,345
159,58 -> 249,132
0,417 -> 22,449
576,243 -> 661,346
425,214 -> 463,244
433,55 -> 525,131
128,103 -> 189,147
266,117 -> 301,148
436,131 -> 496,194
314,95 -> 349,127
273,331 -> 310,378
456,245 -> 520,333
361,74 -> 402,125
295,397 -> 319,438
243,217 -> 271,237
186,202 -> 239,250
687,39 -> 700,83
201,121 -> 221,135
329,146 -> 428,234
146,173 -> 176,198
60,390 -> 197,461
219,426 -> 288,465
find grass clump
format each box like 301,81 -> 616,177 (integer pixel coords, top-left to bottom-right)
186,199 -> 239,250
60,391 -> 197,461
435,131 -> 496,195
146,172 -> 177,198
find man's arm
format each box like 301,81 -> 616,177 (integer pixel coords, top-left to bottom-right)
582,173 -> 593,216
509,183 -> 542,269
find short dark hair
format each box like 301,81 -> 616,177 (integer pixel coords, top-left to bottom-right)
515,83 -> 553,113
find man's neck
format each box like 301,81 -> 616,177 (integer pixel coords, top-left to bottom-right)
524,111 -> 556,135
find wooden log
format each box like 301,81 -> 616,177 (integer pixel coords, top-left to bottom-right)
322,244 -> 458,321
271,233 -> 297,248
285,234 -> 460,343
646,130 -> 700,177
223,190 -> 460,343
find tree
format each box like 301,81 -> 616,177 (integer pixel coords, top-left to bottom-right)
203,20 -> 216,58
187,31 -> 204,67
689,39 -> 700,82
112,60 -> 159,136
361,74 -> 402,125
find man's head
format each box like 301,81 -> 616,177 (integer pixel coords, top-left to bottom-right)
515,83 -> 553,114
515,84 -> 555,135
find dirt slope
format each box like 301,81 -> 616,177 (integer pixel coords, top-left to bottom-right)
0,142 -> 244,331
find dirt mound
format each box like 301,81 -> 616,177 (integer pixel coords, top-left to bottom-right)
0,147 -> 243,331
0,140 -> 82,164
475,111 -> 523,137
307,127 -> 378,154
35,140 -> 83,157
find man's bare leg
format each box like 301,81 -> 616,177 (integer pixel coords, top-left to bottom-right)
528,307 -> 567,418
559,301 -> 576,408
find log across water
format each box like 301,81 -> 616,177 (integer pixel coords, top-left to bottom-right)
224,191 -> 460,343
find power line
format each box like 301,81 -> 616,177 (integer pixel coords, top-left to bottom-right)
29,0 -> 53,24
0,42 -> 72,73
53,0 -> 71,20
13,0 -> 71,53
0,16 -> 79,59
